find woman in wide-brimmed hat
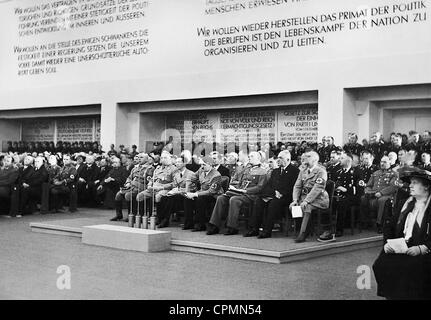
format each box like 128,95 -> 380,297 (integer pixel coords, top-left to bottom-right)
373,167 -> 431,300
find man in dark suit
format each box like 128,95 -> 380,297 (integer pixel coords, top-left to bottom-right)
77,155 -> 100,206
326,150 -> 342,182
245,150 -> 299,238
211,151 -> 230,178
19,156 -> 48,215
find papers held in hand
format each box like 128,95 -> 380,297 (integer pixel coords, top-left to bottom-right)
386,238 -> 409,254
291,206 -> 303,218
227,185 -> 246,194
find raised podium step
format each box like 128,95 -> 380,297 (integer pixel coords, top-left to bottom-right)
82,224 -> 171,252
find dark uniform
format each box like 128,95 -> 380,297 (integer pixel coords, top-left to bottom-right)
158,167 -> 198,227
343,143 -> 364,157
318,145 -> 338,164
368,142 -> 387,164
360,168 -> 398,227
183,168 -> 221,230
326,162 -> 342,182
356,164 -> 378,197
50,164 -> 77,212
332,166 -> 361,235
209,164 -> 267,233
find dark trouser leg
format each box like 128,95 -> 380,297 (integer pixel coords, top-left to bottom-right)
249,198 -> 265,231
360,195 -> 370,228
263,198 -> 286,234
114,191 -> 125,219
19,187 -> 30,214
183,198 -> 195,228
377,196 -> 391,225
336,198 -> 348,233
195,195 -> 215,227
50,186 -> 69,211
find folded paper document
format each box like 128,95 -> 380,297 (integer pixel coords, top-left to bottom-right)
291,206 -> 303,218
387,238 -> 409,254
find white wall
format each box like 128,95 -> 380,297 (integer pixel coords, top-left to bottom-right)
1,0 -> 430,147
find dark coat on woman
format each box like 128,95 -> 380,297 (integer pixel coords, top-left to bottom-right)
373,196 -> 431,300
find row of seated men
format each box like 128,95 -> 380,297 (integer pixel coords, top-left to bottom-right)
1,147 -> 423,244
108,147 -> 421,243
0,153 -> 132,216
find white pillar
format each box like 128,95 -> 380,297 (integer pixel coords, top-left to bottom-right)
100,101 -> 128,152
318,86 -> 344,146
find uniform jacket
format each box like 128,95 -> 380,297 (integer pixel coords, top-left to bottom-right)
47,165 -> 61,183
333,166 -> 361,198
230,163 -> 246,186
172,168 -> 197,192
318,145 -> 338,164
326,162 -> 342,182
261,164 -> 299,203
357,164 -> 378,192
225,163 -> 239,178
196,168 -> 222,198
343,143 -> 364,156
150,164 -> 177,191
125,164 -> 154,191
293,164 -> 329,209
233,164 -> 268,199
53,164 -> 77,186
365,169 -> 398,196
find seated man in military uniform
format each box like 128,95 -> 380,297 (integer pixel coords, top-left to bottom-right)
207,151 -> 267,236
290,151 -> 329,243
180,156 -> 222,231
111,153 -> 153,221
157,155 -> 198,228
50,155 -> 77,213
318,152 -> 360,242
359,156 -> 399,233
136,151 -> 177,219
